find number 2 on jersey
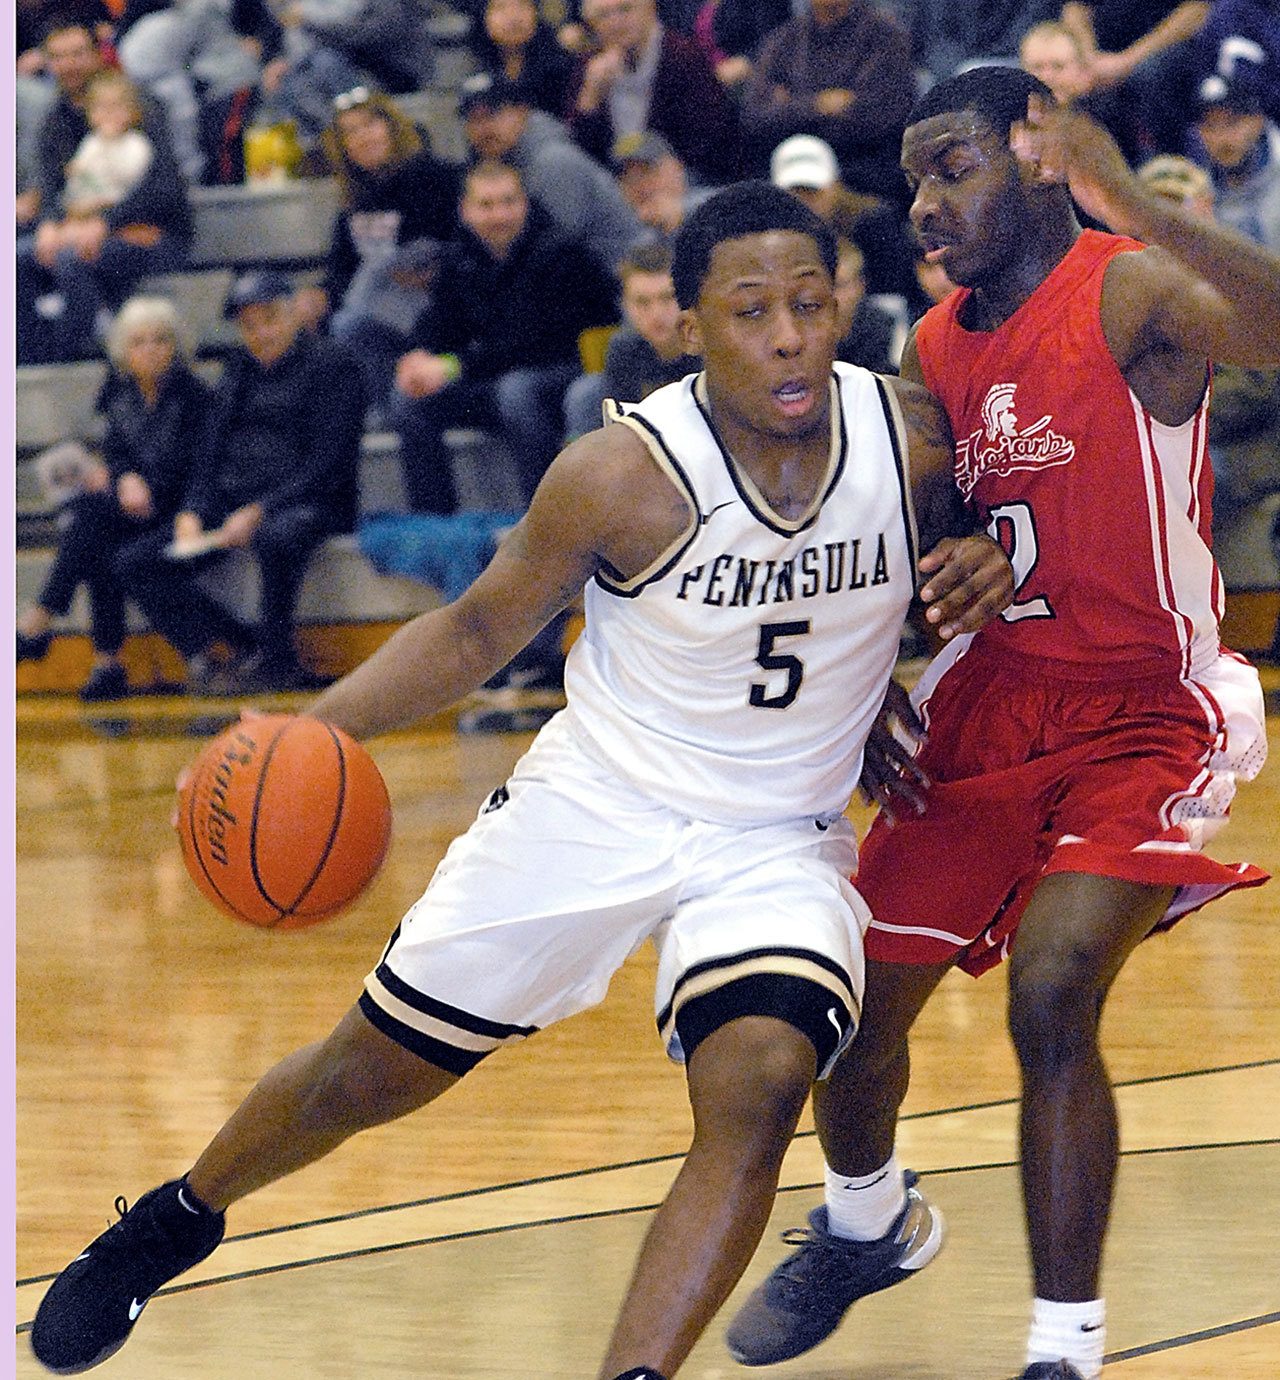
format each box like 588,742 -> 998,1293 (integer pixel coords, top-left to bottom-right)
750,620 -> 810,709
987,502 -> 1055,624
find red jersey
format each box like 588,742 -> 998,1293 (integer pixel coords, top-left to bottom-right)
915,230 -> 1221,678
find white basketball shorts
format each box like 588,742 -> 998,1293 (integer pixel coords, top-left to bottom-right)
360,712 -> 870,1078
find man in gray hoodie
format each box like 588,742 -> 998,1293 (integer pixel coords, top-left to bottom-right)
459,71 -> 644,276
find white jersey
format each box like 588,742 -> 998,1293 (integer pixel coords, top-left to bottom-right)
562,363 -> 920,826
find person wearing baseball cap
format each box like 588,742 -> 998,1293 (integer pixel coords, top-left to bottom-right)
770,134 -> 920,306
460,70 -> 643,274
770,134 -> 840,193
221,269 -> 295,318
114,266 -> 366,693
612,129 -> 712,235
1192,69 -> 1280,251
457,71 -> 526,120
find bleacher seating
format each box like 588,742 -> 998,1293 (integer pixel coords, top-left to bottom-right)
187,181 -> 341,270
14,9 -> 1279,687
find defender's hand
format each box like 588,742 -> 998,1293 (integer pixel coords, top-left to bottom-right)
859,679 -> 930,825
1010,94 -> 1142,233
918,533 -> 1012,640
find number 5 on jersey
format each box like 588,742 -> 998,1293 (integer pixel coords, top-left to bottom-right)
751,620 -> 810,709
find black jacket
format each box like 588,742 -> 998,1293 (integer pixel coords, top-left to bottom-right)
414,203 -> 618,379
468,21 -> 577,117
323,147 -> 460,306
96,362 -> 209,516
185,332 -> 365,531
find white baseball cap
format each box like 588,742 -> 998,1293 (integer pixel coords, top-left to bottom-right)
770,135 -> 839,191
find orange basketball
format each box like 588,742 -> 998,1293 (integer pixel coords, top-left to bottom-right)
177,714 -> 392,929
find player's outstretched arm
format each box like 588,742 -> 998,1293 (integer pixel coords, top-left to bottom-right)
1012,94 -> 1280,368
889,372 -> 1014,640
309,426 -> 673,740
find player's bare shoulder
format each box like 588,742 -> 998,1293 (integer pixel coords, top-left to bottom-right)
882,373 -> 954,479
539,419 -> 698,585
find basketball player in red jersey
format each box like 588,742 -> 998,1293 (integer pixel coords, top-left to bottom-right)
727,66 -> 1278,1380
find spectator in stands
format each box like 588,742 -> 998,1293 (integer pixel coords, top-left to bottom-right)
567,0 -> 738,184
115,272 -> 366,694
1137,149 -> 1217,216
391,161 -> 617,512
16,296 -> 209,701
1061,1 -> 1211,158
769,132 -> 920,305
1019,19 -> 1094,103
260,0 -> 424,148
294,87 -> 459,412
459,71 -> 644,275
1019,20 -> 1146,182
113,0 -> 280,183
60,71 -> 158,220
468,0 -> 577,116
562,239 -> 699,436
833,237 -> 899,375
739,0 -> 915,199
1188,71 -> 1280,248
899,1 -> 1058,86
1196,1 -> 1280,128
706,0 -> 790,88
611,129 -> 710,238
17,16 -> 192,365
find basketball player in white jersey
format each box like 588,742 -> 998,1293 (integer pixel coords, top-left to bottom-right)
32,183 -> 1013,1380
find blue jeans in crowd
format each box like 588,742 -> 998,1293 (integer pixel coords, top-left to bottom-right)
17,234 -> 186,364
115,503 -> 331,667
390,364 -> 579,514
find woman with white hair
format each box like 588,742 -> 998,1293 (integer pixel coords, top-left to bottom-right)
17,296 -> 209,700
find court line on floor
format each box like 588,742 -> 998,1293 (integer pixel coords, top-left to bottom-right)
16,1138 -> 1279,1335
17,1059 -> 1278,1287
1108,1311 -> 1280,1364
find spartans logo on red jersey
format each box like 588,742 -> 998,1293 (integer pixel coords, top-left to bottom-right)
955,382 -> 1076,498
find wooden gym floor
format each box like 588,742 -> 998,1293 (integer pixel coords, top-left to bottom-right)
14,670 -> 1280,1378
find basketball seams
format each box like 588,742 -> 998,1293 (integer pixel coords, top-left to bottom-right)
285,722 -> 350,920
247,719 -> 293,926
179,713 -> 389,929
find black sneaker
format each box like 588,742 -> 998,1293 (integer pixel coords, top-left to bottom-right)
1018,1365 -> 1087,1379
31,1179 -> 225,1374
725,1171 -> 944,1366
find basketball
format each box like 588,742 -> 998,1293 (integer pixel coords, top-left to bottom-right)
177,714 -> 392,929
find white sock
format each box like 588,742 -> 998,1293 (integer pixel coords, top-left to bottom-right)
823,1154 -> 905,1240
1026,1297 -> 1105,1379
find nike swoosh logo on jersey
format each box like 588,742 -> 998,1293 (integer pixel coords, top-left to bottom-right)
698,501 -> 734,524
128,1298 -> 146,1321
73,1251 -> 91,1263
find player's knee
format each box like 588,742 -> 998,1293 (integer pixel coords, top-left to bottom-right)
689,1017 -> 814,1152
1007,949 -> 1105,1072
305,1008 -> 455,1131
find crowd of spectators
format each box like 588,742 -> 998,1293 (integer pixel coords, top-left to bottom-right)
15,0 -> 1280,694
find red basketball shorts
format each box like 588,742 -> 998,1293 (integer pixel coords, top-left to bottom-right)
859,639 -> 1269,976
